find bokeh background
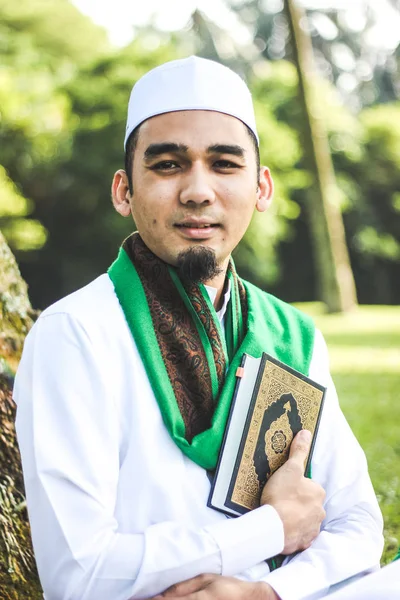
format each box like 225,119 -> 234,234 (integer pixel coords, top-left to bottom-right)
2,0 -> 400,309
0,0 -> 399,585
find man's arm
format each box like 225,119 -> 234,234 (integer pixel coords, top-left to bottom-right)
259,329 -> 384,600
14,312 -> 324,600
148,426 -> 328,600
150,330 -> 383,600
154,574 -> 279,599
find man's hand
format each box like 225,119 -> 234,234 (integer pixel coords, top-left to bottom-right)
261,429 -> 326,555
152,574 -> 280,599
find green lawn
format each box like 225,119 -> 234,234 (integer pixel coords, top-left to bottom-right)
295,303 -> 400,564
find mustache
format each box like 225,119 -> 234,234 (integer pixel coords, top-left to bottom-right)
174,212 -> 222,222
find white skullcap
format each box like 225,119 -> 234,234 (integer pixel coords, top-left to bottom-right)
124,55 -> 258,149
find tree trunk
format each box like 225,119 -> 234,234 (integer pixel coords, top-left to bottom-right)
284,0 -> 358,313
0,230 -> 42,599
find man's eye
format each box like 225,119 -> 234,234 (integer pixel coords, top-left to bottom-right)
151,161 -> 179,171
214,160 -> 240,169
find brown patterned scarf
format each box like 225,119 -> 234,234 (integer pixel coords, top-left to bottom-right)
123,233 -> 247,441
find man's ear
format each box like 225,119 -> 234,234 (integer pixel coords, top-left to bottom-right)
111,170 -> 132,217
256,166 -> 274,213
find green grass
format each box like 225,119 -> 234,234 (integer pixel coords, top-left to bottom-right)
295,303 -> 400,564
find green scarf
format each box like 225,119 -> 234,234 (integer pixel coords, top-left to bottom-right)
108,233 -> 315,470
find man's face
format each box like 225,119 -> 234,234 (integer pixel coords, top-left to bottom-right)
113,110 -> 273,274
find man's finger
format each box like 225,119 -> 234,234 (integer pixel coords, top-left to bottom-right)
288,429 -> 312,469
157,592 -> 204,600
161,574 -> 218,597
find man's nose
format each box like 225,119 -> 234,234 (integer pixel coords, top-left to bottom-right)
179,164 -> 216,205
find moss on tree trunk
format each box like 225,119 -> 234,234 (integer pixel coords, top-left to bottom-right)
0,231 -> 42,599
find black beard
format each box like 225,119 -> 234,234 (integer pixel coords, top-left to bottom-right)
176,246 -> 222,284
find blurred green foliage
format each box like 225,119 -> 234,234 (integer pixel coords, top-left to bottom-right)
0,0 -> 108,257
0,0 -> 399,309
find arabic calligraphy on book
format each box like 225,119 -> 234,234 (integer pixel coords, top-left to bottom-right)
230,361 -> 324,511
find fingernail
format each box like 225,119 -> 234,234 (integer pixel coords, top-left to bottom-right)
299,429 -> 312,442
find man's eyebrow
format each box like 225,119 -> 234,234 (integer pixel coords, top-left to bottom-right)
144,143 -> 189,159
207,144 -> 246,157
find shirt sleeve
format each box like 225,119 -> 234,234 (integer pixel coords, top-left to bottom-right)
263,328 -> 384,600
323,560 -> 400,600
14,312 -> 284,600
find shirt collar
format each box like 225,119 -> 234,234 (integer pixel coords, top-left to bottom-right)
204,280 -> 232,324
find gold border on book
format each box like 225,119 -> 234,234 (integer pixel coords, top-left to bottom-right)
230,360 -> 324,511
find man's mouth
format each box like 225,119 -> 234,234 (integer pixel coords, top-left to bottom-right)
176,223 -> 218,229
174,222 -> 220,239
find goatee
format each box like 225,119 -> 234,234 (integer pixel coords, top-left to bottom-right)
176,246 -> 222,284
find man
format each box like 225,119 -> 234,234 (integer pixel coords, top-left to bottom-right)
14,56 -> 383,600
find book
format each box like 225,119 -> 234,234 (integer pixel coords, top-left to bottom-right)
208,352 -> 326,518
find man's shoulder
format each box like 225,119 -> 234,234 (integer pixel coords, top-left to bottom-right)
40,274 -> 116,324
242,279 -> 314,328
242,279 -> 316,374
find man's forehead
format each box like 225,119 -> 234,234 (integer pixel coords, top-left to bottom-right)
136,110 -> 252,148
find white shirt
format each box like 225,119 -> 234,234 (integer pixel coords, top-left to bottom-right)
323,561 -> 400,600
204,282 -> 231,324
13,274 -> 383,600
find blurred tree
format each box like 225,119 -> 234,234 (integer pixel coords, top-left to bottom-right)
228,0 -> 400,110
283,0 -> 357,312
237,64 -> 310,288
0,0 -> 109,66
0,232 -> 41,599
0,0 -> 110,297
248,61 -> 400,305
190,9 -> 258,76
0,166 -> 47,252
339,104 -> 400,303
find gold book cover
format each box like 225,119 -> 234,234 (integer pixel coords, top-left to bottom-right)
225,353 -> 325,515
